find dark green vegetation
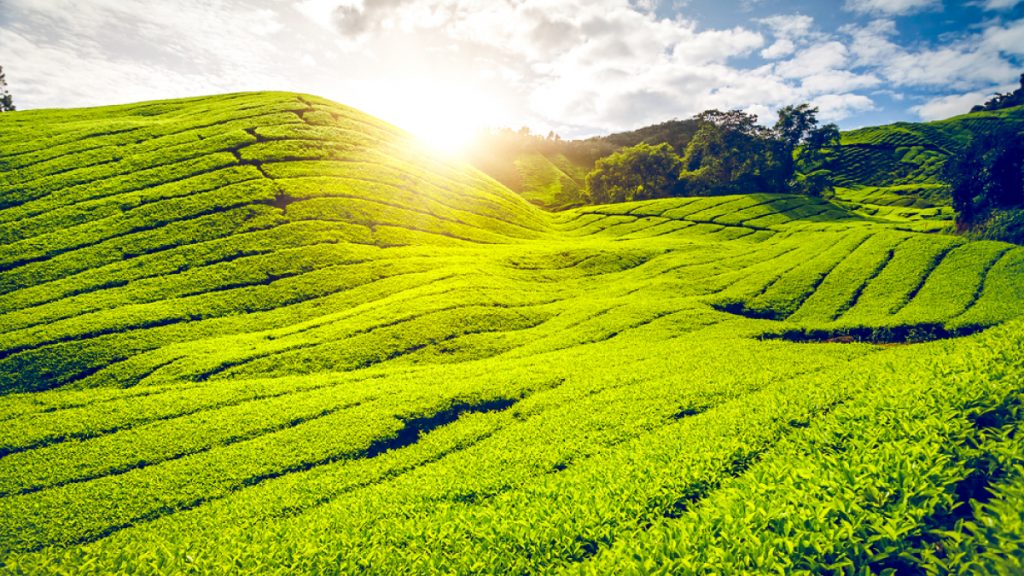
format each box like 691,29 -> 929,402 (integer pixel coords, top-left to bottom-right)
2,93 -> 1024,574
585,142 -> 682,203
0,66 -> 14,113
672,106 -> 837,198
972,74 -> 1024,113
946,121 -> 1024,243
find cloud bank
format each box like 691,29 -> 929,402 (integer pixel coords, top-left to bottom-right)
1,0 -> 1022,136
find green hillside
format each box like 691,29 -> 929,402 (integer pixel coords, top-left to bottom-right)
512,152 -> 588,210
480,105 -> 1024,230
830,105 -> 1024,228
2,93 -> 1024,574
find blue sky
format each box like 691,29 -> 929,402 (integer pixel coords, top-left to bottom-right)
664,0 -> 1024,126
1,0 -> 1022,141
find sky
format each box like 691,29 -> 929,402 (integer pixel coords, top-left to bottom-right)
1,0 -> 1023,146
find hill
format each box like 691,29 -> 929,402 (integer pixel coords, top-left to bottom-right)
2,93 -> 1024,574
475,105 -> 1024,228
468,119 -> 699,210
830,105 -> 1024,230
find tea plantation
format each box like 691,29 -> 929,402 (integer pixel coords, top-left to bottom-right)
1,92 -> 1023,574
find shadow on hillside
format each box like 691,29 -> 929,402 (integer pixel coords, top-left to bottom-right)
363,397 -> 517,459
759,323 -> 990,345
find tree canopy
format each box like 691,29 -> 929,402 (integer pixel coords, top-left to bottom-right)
775,105 -> 839,161
0,66 -> 14,113
585,142 -> 682,203
671,106 -> 839,197
970,73 -> 1024,113
675,109 -> 788,196
582,104 -> 842,203
947,127 -> 1024,230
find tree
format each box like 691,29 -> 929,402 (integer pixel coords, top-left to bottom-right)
947,140 -> 989,227
793,122 -> 840,197
676,109 -> 788,196
801,123 -> 840,159
970,73 -> 1024,113
773,104 -> 818,181
0,66 -> 14,113
585,142 -> 682,203
947,128 -> 1024,230
774,104 -> 818,149
990,137 -> 1024,210
772,104 -> 840,196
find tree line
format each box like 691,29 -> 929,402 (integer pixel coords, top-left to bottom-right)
585,104 -> 839,203
970,74 -> 1024,114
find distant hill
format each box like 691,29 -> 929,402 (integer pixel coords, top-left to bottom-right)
473,105 -> 1024,225
831,105 -> 1024,197
468,119 -> 699,210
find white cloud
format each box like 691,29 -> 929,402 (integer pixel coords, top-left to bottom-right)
7,0 -> 1011,137
759,14 -> 815,39
0,28 -> 246,110
843,18 -> 900,65
0,0 -> 289,109
761,38 -> 795,59
910,82 -> 1018,119
799,70 -> 881,93
767,39 -> 880,97
980,18 -> 1024,55
775,41 -> 849,78
811,93 -> 875,121
980,0 -> 1022,9
757,15 -> 819,59
845,18 -> 1023,90
910,91 -> 995,120
631,0 -> 660,11
298,1 -> 788,132
843,0 -> 940,16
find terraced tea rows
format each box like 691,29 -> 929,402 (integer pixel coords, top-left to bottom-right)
2,93 -> 1023,574
829,105 -> 1024,230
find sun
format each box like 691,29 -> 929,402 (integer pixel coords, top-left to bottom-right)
401,91 -> 491,156
407,112 -> 479,156
370,85 -> 501,156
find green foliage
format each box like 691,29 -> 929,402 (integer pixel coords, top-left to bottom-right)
971,73 -> 1024,113
946,125 -> 1024,241
476,104 -> 845,208
676,109 -> 788,196
585,142 -> 682,203
468,119 -> 701,207
969,208 -> 1024,244
789,169 -> 835,197
0,66 -> 13,113
775,103 -> 820,151
1,92 -> 1023,575
671,106 -> 837,198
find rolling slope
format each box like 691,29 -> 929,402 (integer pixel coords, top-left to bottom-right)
2,93 -> 1024,574
829,104 -> 1024,230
